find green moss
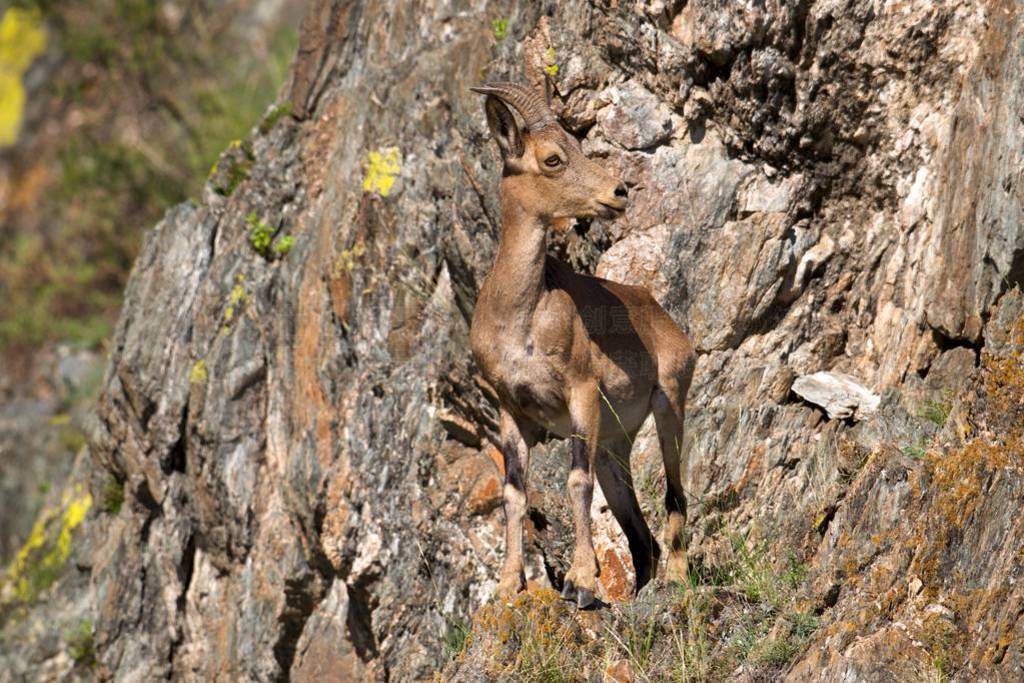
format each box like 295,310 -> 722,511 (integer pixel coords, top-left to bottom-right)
258,101 -> 293,134
65,618 -> 95,668
215,158 -> 252,196
100,475 -> 124,514
58,425 -> 87,453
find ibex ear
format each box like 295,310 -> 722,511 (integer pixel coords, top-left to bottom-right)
483,95 -> 524,159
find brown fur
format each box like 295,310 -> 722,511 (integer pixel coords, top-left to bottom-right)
469,84 -> 696,604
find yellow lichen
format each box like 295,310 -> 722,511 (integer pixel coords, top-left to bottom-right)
544,47 -> 559,77
189,359 -> 208,385
0,7 -> 47,147
362,147 -> 401,196
224,276 -> 247,323
3,485 -> 92,604
338,241 -> 366,271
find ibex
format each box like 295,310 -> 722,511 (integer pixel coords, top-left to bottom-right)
469,82 -> 696,608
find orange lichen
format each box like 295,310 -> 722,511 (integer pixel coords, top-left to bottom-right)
472,588 -> 594,679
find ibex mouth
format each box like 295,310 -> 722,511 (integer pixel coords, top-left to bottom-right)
597,202 -> 626,219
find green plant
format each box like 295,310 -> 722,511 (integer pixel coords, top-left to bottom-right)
258,101 -> 293,134
58,425 -> 87,453
782,550 -> 808,589
904,443 -> 927,459
273,235 -> 296,256
65,618 -> 95,668
246,213 -> 294,260
471,589 -> 585,681
100,475 -> 124,514
604,602 -> 659,678
920,391 -> 953,427
246,212 -> 275,256
491,17 -> 507,40
443,617 -> 471,658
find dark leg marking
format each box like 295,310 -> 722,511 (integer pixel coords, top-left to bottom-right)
503,439 -> 525,491
665,486 -> 686,517
569,428 -> 588,473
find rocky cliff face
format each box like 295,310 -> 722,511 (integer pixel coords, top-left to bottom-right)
3,0 -> 1023,680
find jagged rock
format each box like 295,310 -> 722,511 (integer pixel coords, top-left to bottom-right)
791,371 -> 881,421
597,81 -> 674,150
4,1 -> 1024,681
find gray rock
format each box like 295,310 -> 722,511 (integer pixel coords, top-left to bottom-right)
792,371 -> 881,421
597,81 -> 674,150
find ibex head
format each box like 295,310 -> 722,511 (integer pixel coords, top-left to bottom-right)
472,82 -> 628,221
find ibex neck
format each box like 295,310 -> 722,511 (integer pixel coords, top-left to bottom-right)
482,192 -> 547,339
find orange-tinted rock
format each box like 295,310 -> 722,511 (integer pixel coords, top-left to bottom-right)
603,658 -> 635,683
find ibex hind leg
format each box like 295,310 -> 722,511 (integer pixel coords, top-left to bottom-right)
594,434 -> 660,595
652,384 -> 689,585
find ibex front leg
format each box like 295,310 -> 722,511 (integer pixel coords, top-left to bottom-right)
497,409 -> 531,598
561,382 -> 602,609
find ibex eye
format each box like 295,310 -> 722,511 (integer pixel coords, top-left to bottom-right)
544,155 -> 561,168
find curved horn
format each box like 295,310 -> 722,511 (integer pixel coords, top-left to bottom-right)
470,81 -> 554,129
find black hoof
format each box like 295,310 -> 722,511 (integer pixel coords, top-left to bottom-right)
560,580 -> 577,602
576,587 -> 597,610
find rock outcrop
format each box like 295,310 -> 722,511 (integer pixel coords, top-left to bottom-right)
3,0 -> 1023,680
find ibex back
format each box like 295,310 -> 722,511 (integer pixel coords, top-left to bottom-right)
469,82 -> 695,608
